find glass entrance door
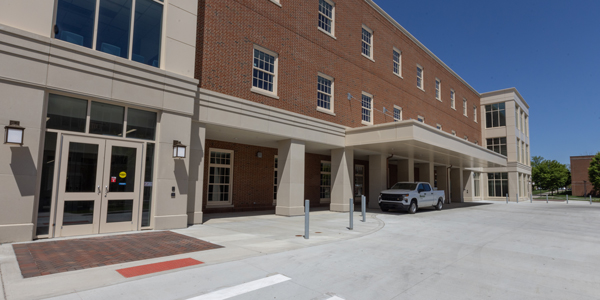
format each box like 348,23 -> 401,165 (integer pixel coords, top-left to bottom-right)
55,135 -> 143,237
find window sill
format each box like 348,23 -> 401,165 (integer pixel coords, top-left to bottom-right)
317,106 -> 336,116
206,203 -> 234,208
361,120 -> 373,126
361,53 -> 375,62
417,87 -> 425,92
251,87 -> 280,99
394,73 -> 403,79
451,107 -> 456,111
437,98 -> 442,102
268,0 -> 282,7
318,27 -> 336,39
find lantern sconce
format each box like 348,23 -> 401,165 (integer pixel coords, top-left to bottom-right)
5,120 -> 25,145
173,140 -> 186,158
256,151 -> 262,158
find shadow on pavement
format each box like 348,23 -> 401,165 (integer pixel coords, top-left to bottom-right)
202,206 -> 330,222
365,202 -> 493,215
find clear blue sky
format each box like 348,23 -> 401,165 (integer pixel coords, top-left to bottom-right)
373,0 -> 600,165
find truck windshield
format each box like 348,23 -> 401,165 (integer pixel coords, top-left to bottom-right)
390,183 -> 418,190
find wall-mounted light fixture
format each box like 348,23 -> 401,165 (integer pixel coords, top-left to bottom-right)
173,140 -> 186,158
256,151 -> 263,158
5,120 -> 24,145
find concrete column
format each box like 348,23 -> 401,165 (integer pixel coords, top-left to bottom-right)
419,162 -> 435,184
187,122 -> 205,224
435,166 -> 448,195
369,154 -> 387,208
330,147 -> 354,212
450,168 -> 464,203
508,171 -> 518,202
276,139 -> 305,216
397,158 -> 414,182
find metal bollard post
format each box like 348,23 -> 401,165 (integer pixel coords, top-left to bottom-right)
516,193 -> 519,204
546,194 -> 548,204
591,195 -> 593,205
530,194 -> 532,203
566,194 -> 568,204
304,199 -> 309,239
361,195 -> 366,222
506,193 -> 508,204
347,198 -> 354,230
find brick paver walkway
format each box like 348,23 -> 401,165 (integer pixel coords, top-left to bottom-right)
13,231 -> 223,278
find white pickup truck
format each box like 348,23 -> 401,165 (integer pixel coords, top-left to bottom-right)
378,182 -> 445,214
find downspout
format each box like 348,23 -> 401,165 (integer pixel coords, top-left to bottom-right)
386,154 -> 395,189
447,165 -> 453,204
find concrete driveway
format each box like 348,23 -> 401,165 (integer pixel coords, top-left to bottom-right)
4,201 -> 600,300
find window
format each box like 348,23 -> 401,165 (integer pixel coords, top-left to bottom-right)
393,48 -> 401,76
252,46 -> 278,96
54,0 -> 164,67
486,137 -> 507,156
525,116 -> 529,136
452,130 -> 456,136
517,138 -> 521,162
521,141 -> 525,164
435,78 -> 441,100
361,92 -> 373,125
515,107 -> 519,129
417,115 -> 424,123
436,124 -> 442,130
273,156 -> 278,204
361,25 -> 373,59
393,105 -> 402,122
488,173 -> 508,197
463,98 -> 467,116
317,74 -> 334,112
450,89 -> 455,109
318,0 -> 335,35
320,161 -> 331,202
473,105 -> 477,122
520,112 -> 525,133
473,173 -> 481,197
485,103 -> 506,128
526,145 -> 530,165
417,65 -> 424,89
354,165 -> 364,197
208,149 -> 233,205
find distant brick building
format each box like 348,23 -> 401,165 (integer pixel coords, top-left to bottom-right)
571,156 -> 598,196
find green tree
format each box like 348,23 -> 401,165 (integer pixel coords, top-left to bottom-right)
589,152 -> 600,195
531,156 -> 545,191
532,158 -> 570,195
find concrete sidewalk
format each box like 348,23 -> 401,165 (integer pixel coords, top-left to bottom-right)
0,210 -> 383,300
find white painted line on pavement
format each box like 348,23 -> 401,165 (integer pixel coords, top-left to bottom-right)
325,296 -> 345,300
187,274 -> 291,300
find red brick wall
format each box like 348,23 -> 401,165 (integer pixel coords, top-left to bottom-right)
571,156 -> 598,197
196,0 -> 482,141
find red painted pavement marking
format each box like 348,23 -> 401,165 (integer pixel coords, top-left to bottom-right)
116,258 -> 203,278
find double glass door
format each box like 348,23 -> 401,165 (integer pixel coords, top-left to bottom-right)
55,135 -> 143,237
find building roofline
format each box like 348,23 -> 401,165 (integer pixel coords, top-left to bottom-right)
570,155 -> 595,159
364,0 -> 481,97
480,87 -> 530,109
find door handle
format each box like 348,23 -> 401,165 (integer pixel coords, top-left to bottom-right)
105,185 -> 108,197
97,185 -> 101,195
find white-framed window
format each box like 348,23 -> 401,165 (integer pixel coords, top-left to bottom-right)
208,149 -> 234,205
452,130 -> 456,136
318,0 -> 335,36
436,123 -> 442,130
473,172 -> 481,197
487,137 -> 507,156
252,45 -> 278,96
463,98 -> 467,116
393,48 -> 402,77
273,155 -> 278,204
450,89 -> 455,109
473,105 -> 477,122
361,92 -> 373,125
268,0 -> 282,7
317,73 -> 334,113
361,25 -> 373,59
485,103 -> 506,128
354,164 -> 365,197
54,0 -> 164,68
435,78 -> 441,101
517,138 -> 521,163
488,173 -> 508,197
417,115 -> 424,123
320,161 -> 332,202
393,105 -> 402,122
417,65 -> 424,90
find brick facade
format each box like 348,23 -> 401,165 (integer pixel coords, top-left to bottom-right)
571,155 -> 598,197
195,0 -> 482,141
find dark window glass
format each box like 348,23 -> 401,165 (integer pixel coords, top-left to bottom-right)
65,142 -> 99,193
55,0 -> 96,48
424,184 -> 431,191
106,200 -> 133,222
63,201 -> 94,225
141,143 -> 155,227
132,0 -> 163,67
108,146 -> 137,193
126,108 -> 157,140
46,94 -> 88,132
90,102 -> 124,136
485,103 -> 506,128
96,0 -> 132,59
36,132 -> 57,235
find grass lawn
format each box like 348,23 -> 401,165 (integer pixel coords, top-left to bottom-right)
535,194 -> 600,202
533,189 -> 548,195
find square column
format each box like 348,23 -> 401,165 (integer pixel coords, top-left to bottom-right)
187,122 -> 206,224
276,139 -> 305,216
369,154 -> 387,209
397,158 -> 414,182
450,167 -> 464,203
330,147 -> 354,212
435,166 -> 448,195
508,171 -> 519,202
418,162 -> 435,184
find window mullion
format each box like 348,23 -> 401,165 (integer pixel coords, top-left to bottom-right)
128,0 -> 136,60
92,0 -> 100,49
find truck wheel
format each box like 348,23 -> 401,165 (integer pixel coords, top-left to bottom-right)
435,199 -> 443,210
408,201 -> 417,214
